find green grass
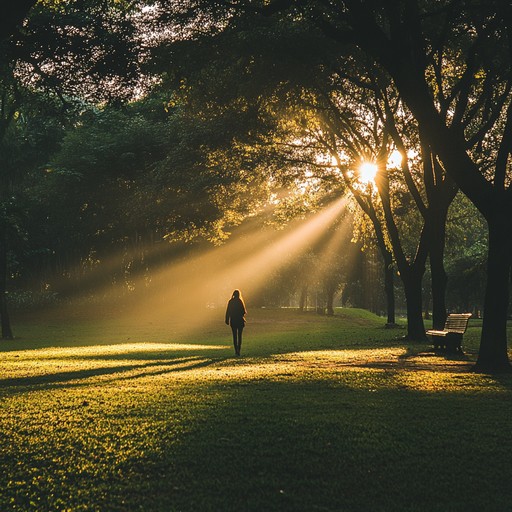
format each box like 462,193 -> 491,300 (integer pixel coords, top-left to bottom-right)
1,307 -> 512,511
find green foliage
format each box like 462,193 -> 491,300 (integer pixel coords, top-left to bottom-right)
49,94 -> 273,243
445,193 -> 488,312
6,290 -> 59,309
12,0 -> 141,102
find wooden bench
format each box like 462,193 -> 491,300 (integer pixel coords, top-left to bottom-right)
426,313 -> 472,353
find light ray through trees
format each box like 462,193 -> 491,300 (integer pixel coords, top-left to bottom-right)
116,194 -> 350,338
301,206 -> 358,306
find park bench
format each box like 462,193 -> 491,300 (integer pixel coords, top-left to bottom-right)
426,313 -> 472,353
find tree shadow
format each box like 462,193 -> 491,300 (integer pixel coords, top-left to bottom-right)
96,377 -> 512,512
0,354 -> 230,394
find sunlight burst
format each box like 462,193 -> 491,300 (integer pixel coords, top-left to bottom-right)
358,162 -> 378,185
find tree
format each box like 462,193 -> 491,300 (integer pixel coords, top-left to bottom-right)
275,79 -> 457,338
167,0 -> 512,370
151,2 -> 465,339
0,0 -> 141,337
0,0 -> 37,42
301,0 -> 512,369
46,91 -> 278,299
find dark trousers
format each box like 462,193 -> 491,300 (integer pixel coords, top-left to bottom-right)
231,325 -> 243,355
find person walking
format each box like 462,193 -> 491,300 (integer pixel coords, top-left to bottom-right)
225,289 -> 247,356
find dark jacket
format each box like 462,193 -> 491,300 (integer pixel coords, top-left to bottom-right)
225,298 -> 247,327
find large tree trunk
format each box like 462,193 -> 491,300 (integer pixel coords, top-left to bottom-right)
429,215 -> 448,330
383,251 -> 396,325
326,286 -> 335,316
376,168 -> 428,339
402,266 -> 427,340
0,295 -> 13,339
298,285 -> 308,312
474,219 -> 511,372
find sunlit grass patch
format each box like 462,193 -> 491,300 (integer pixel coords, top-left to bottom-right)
0,343 -> 230,386
1,339 -> 506,400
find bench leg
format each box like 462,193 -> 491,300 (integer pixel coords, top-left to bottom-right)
445,334 -> 463,354
431,335 -> 444,350
431,334 -> 463,353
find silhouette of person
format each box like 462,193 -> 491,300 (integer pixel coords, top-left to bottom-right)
225,289 -> 247,356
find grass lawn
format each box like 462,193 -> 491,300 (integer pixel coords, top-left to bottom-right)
1,307 -> 512,511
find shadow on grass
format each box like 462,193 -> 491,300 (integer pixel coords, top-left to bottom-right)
68,378 -> 512,512
0,355 -> 229,393
398,345 -> 475,366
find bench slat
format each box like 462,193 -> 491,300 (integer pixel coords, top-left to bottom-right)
443,314 -> 472,333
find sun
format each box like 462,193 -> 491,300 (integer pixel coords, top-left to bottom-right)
358,162 -> 378,185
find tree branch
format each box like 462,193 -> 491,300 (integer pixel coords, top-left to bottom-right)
380,92 -> 427,217
495,99 -> 512,191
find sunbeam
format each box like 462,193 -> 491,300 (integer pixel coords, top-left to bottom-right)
53,194 -> 351,344
116,194 -> 350,336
